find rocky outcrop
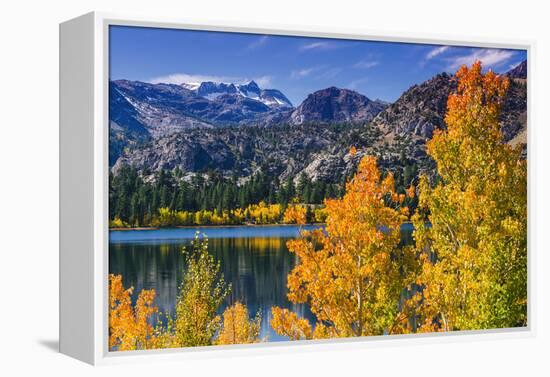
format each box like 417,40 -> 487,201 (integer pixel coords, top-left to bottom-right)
113,122 -> 385,182
372,69 -> 527,144
300,152 -> 347,182
113,132 -> 236,174
371,73 -> 456,139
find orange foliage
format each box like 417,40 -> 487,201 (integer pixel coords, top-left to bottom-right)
413,61 -> 527,331
272,156 -> 417,339
270,307 -> 313,341
109,274 -> 158,351
283,203 -> 307,225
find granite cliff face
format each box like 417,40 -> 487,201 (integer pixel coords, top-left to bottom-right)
371,64 -> 527,143
371,73 -> 456,140
113,123 -> 383,183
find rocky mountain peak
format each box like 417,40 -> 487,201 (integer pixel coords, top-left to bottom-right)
371,73 -> 457,139
290,87 -> 387,125
371,69 -> 526,147
506,60 -> 527,79
197,81 -> 237,98
241,80 -> 259,90
179,79 -> 292,108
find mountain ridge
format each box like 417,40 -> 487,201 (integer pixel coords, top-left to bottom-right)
288,87 -> 388,125
183,80 -> 294,108
110,62 -> 527,183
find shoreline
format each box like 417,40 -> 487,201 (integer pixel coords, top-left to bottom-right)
109,222 -> 414,231
109,223 -> 326,231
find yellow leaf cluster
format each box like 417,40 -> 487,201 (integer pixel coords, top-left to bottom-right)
173,235 -> 230,347
413,61 -> 527,332
272,156 -> 417,339
109,274 -> 158,351
283,203 -> 307,225
270,307 -> 313,340
217,302 -> 261,345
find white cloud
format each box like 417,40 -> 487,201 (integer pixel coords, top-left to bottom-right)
254,75 -> 273,87
445,48 -> 515,71
353,60 -> 379,69
426,46 -> 450,60
348,77 -> 369,90
317,67 -> 342,80
299,41 -> 335,52
290,66 -> 319,79
290,65 -> 341,80
149,73 -> 236,85
247,36 -> 268,50
149,73 -> 274,88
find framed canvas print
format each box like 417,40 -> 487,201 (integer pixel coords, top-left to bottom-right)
59,12 -> 533,365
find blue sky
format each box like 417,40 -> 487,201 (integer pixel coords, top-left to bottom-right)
110,25 -> 526,105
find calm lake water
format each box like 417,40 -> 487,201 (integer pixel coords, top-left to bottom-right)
109,224 -> 414,342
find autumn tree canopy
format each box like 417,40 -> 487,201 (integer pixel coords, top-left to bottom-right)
173,234 -> 231,347
109,274 -> 158,351
217,302 -> 262,345
109,62 -> 528,351
412,61 -> 527,332
271,155 -> 417,339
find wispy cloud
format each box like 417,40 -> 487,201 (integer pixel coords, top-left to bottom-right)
445,48 -> 515,71
150,73 -> 236,85
299,41 -> 338,52
353,60 -> 379,69
149,72 -> 274,88
254,75 -> 273,87
290,66 -> 320,79
290,65 -> 341,80
317,67 -> 342,80
247,36 -> 269,50
425,46 -> 450,60
348,77 -> 369,90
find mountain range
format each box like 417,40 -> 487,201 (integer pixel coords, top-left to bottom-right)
110,60 -> 527,183
183,80 -> 293,108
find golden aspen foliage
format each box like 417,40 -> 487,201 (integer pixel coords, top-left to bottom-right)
109,217 -> 128,228
109,274 -> 158,351
149,314 -> 179,349
150,202 -> 286,227
174,233 -> 231,347
282,203 -> 307,225
313,207 -> 328,223
271,307 -> 313,340
271,155 -> 418,339
412,61 -> 527,332
217,302 -> 262,345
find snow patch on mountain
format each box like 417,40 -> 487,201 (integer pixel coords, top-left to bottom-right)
181,80 -> 293,108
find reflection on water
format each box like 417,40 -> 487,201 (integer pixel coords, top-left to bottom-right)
109,224 -> 414,342
109,226 -> 319,341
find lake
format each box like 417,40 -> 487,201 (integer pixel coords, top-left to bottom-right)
109,224 -> 414,342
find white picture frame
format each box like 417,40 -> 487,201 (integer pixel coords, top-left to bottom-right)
59,11 -> 535,365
